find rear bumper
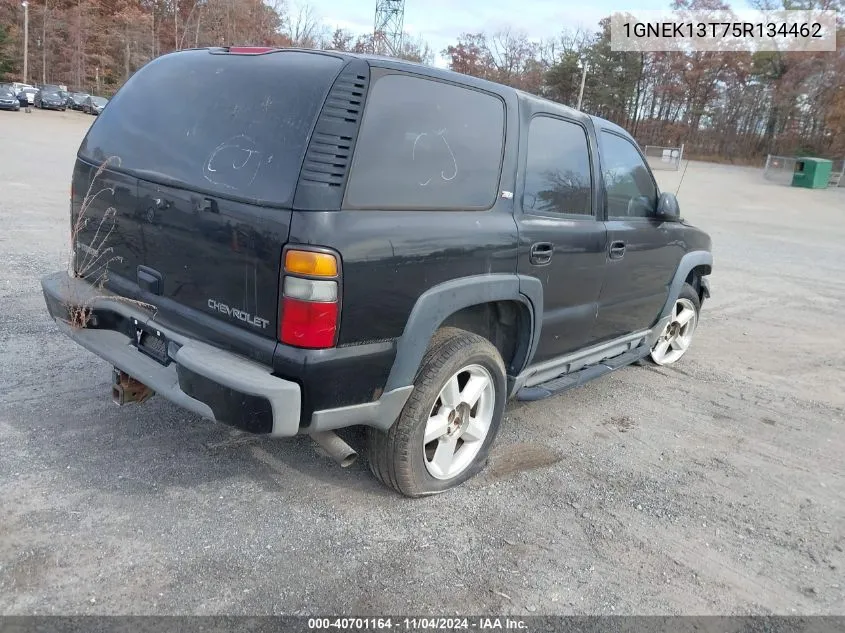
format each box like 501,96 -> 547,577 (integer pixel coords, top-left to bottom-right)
41,271 -> 302,436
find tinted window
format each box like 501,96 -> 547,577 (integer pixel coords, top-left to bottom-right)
0,88 -> 13,97
522,116 -> 592,216
79,50 -> 343,206
345,74 -> 505,210
599,132 -> 657,218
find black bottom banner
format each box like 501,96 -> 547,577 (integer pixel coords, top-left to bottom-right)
1,616 -> 844,633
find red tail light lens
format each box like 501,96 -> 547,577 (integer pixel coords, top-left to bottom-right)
279,248 -> 340,349
280,297 -> 338,349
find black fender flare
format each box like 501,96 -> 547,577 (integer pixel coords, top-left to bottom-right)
383,274 -> 543,392
659,251 -> 713,320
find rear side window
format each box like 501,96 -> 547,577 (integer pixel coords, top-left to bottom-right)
79,50 -> 343,206
344,74 -> 505,210
522,116 -> 593,216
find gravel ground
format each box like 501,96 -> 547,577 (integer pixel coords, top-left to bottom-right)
1,109 -> 843,616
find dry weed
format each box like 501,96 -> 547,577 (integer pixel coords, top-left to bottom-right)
62,156 -> 158,329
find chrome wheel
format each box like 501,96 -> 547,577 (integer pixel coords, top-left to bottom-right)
651,297 -> 698,365
423,364 -> 495,480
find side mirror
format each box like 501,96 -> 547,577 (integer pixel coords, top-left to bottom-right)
656,191 -> 680,220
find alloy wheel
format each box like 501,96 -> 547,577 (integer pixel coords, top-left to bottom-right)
650,297 -> 698,365
422,364 -> 495,480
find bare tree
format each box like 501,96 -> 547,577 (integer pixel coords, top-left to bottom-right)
283,2 -> 326,48
326,27 -> 354,52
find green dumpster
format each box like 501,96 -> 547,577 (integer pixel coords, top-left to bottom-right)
791,157 -> 832,189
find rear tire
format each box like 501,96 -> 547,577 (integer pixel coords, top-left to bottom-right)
367,327 -> 506,497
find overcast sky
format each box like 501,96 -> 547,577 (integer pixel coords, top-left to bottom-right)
302,0 -> 682,66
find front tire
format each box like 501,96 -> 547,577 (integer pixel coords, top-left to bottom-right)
367,327 -> 506,497
648,282 -> 700,366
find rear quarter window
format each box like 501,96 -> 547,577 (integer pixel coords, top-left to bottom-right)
78,50 -> 343,207
344,73 -> 506,210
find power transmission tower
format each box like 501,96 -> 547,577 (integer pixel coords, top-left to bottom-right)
373,0 -> 405,57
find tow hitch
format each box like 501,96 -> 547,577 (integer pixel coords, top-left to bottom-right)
111,368 -> 154,406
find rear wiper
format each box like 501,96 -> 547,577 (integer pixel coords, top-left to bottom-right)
129,169 -> 194,191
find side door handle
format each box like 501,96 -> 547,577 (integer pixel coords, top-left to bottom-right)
529,242 -> 554,266
609,240 -> 626,259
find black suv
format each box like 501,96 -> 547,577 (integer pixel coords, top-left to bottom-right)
41,47 -> 712,497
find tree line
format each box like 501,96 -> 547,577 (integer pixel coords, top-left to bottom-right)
440,0 -> 845,162
1,0 -> 842,162
0,0 -> 432,93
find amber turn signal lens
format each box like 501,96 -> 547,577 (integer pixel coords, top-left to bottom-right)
284,250 -> 338,277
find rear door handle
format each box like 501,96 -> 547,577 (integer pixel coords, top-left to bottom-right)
609,240 -> 626,259
196,197 -> 218,213
529,242 -> 554,266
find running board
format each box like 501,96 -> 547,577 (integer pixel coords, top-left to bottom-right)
516,345 -> 650,402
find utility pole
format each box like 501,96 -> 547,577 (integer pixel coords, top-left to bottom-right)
41,0 -> 47,85
576,61 -> 588,111
21,1 -> 29,84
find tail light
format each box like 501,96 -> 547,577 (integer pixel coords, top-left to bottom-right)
279,248 -> 340,349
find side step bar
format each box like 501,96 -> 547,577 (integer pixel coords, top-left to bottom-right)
516,345 -> 650,402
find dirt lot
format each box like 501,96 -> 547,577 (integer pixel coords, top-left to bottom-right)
1,108 -> 843,616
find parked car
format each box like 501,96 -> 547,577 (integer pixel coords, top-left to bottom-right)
35,88 -> 67,110
11,82 -> 34,95
16,87 -> 37,107
40,48 -> 713,497
36,83 -> 68,102
0,86 -> 21,111
82,95 -> 108,115
68,92 -> 90,110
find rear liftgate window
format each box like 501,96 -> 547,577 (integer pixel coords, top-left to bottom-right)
78,50 -> 343,207
344,74 -> 506,210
